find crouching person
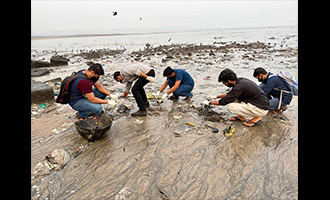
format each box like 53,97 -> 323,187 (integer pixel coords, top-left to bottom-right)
69,63 -> 117,120
205,68 -> 269,127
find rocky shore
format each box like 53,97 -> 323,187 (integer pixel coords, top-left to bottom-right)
31,39 -> 298,199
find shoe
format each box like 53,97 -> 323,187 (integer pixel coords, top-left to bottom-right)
183,95 -> 193,101
145,101 -> 150,108
131,109 -> 147,117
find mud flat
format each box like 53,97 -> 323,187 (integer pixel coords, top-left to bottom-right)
31,39 -> 298,199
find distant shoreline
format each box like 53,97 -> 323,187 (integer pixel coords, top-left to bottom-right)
31,25 -> 297,41
31,31 -> 174,40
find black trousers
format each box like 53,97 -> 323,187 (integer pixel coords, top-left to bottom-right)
132,69 -> 155,111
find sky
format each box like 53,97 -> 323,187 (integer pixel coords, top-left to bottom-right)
31,0 -> 298,36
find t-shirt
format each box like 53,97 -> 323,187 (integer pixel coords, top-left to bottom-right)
167,69 -> 194,87
218,77 -> 269,110
69,71 -> 93,106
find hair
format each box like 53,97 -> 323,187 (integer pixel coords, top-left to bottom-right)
253,67 -> 267,77
113,71 -> 121,80
88,63 -> 104,75
218,68 -> 237,82
163,66 -> 174,77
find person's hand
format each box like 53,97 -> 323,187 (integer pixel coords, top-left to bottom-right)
155,91 -> 161,98
109,94 -> 118,101
161,93 -> 168,100
107,100 -> 116,106
146,76 -> 155,82
206,95 -> 217,100
202,100 -> 211,106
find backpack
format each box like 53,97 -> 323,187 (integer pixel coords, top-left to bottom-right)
55,72 -> 89,104
269,71 -> 298,110
269,71 -> 298,96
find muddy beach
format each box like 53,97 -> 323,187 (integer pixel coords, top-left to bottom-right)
31,29 -> 298,199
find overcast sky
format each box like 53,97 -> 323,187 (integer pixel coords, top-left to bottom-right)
31,0 -> 298,34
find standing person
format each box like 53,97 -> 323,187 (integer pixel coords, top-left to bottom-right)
253,67 -> 292,113
205,68 -> 269,127
157,66 -> 194,101
114,64 -> 155,116
69,63 -> 118,120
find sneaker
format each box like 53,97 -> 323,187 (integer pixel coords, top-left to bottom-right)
183,95 -> 193,102
131,109 -> 147,117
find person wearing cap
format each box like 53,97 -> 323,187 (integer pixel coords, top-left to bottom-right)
114,63 -> 155,116
69,63 -> 118,119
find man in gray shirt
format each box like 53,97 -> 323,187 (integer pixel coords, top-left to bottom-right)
114,64 -> 155,116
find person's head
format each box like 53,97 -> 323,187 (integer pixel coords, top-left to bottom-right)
253,67 -> 268,82
163,66 -> 175,78
114,71 -> 124,83
87,63 -> 104,82
218,68 -> 237,87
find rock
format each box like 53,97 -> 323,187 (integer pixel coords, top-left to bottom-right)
31,68 -> 50,77
31,79 -> 55,104
50,55 -> 69,66
31,60 -> 51,68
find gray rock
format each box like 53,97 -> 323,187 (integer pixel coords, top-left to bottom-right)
31,79 -> 55,104
50,55 -> 69,66
31,68 -> 50,77
31,60 -> 51,68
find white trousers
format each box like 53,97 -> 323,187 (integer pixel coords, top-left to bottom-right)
227,102 -> 268,121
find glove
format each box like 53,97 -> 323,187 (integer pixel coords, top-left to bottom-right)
206,95 -> 217,100
202,100 -> 210,106
109,94 -> 118,101
155,91 -> 161,98
161,93 -> 168,100
146,76 -> 155,82
107,100 -> 116,106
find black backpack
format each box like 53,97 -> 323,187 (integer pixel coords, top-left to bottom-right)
55,72 -> 89,104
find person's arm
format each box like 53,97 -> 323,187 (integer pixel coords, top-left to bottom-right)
93,81 -> 110,96
159,80 -> 168,92
166,80 -> 181,95
140,72 -> 147,79
85,92 -> 109,104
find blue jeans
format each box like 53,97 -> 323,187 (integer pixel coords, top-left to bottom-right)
168,79 -> 194,97
70,88 -> 107,119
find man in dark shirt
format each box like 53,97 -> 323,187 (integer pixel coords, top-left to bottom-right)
69,63 -> 118,119
253,67 -> 292,113
205,68 -> 269,127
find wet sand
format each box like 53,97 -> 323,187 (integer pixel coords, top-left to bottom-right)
31,39 -> 298,199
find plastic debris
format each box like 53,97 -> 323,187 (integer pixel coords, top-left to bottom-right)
173,115 -> 182,120
38,103 -> 47,109
185,122 -> 195,126
223,126 -> 235,137
135,119 -> 144,124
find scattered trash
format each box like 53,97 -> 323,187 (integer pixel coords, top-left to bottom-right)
38,103 -> 47,109
115,187 -> 133,200
135,119 -> 144,124
203,75 -> 211,80
223,126 -> 235,137
185,122 -> 195,126
45,149 -> 71,170
113,11 -> 118,16
207,125 -> 219,133
173,115 -> 182,120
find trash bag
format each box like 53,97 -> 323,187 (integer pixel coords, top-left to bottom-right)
75,112 -> 113,141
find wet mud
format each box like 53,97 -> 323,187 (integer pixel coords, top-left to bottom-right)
31,39 -> 297,199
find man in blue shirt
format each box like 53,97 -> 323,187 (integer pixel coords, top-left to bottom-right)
253,67 -> 292,113
157,66 -> 194,101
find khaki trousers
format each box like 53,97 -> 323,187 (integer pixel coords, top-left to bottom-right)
227,102 -> 268,121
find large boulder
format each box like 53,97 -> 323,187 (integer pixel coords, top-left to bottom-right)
31,79 -> 55,104
31,68 -> 50,77
31,60 -> 51,68
50,55 -> 69,66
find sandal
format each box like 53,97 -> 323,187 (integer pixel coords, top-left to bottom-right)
228,116 -> 245,121
243,120 -> 262,127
